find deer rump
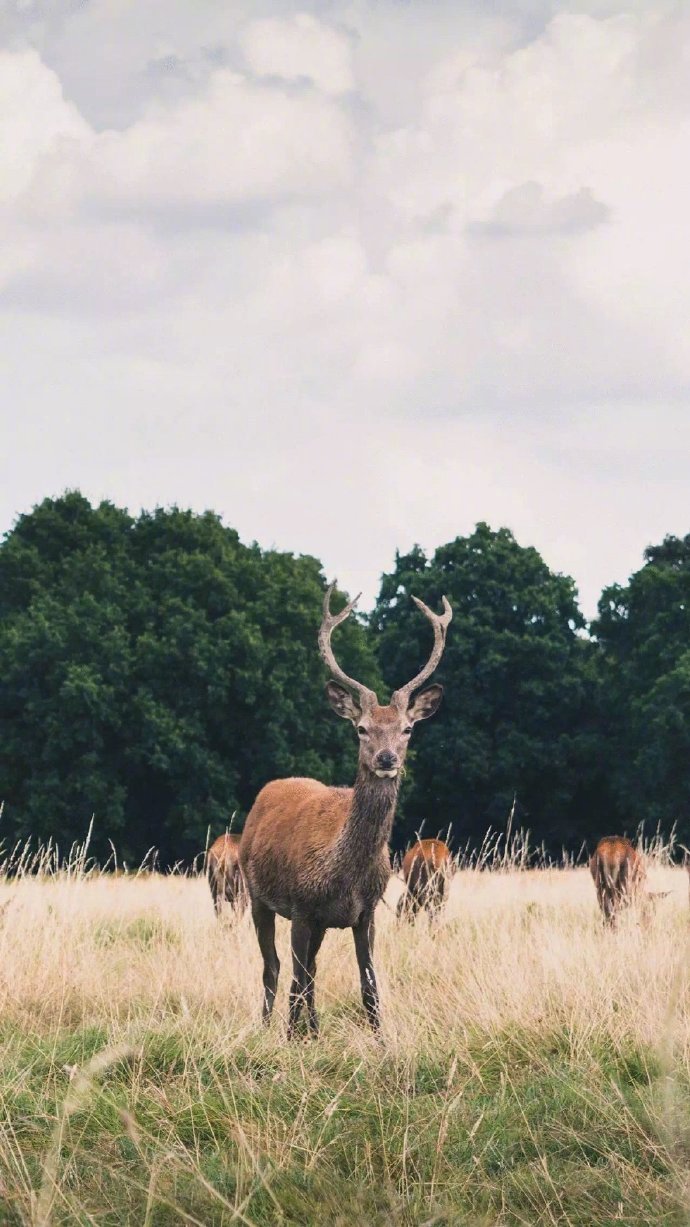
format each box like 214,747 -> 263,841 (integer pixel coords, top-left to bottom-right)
589,836 -> 645,924
397,840 -> 451,919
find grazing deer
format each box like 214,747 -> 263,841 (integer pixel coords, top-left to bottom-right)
240,583 -> 451,1037
397,838 -> 452,921
207,833 -> 247,917
589,835 -> 668,926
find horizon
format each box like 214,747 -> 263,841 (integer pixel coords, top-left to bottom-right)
0,487 -> 674,620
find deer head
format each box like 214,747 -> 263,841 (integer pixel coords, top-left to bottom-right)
319,583 -> 452,780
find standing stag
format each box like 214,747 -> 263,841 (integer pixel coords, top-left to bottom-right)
240,583 -> 452,1037
207,833 -> 247,917
397,838 -> 452,921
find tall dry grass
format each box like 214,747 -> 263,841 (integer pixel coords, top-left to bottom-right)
0,835 -> 688,1224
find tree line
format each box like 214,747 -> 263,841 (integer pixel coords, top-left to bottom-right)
0,492 -> 688,865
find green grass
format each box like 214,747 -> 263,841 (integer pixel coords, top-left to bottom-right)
0,1017 -> 688,1225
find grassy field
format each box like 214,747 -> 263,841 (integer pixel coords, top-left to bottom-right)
0,846 -> 689,1225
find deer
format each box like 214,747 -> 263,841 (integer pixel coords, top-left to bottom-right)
239,583 -> 451,1038
396,838 -> 452,922
589,835 -> 668,927
207,833 -> 247,917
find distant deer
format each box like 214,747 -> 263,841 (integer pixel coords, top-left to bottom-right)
589,835 -> 668,926
397,838 -> 452,921
207,833 -> 247,917
240,583 -> 451,1037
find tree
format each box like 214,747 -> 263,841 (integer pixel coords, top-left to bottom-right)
0,493 -> 379,864
371,524 -> 603,854
593,534 -> 690,843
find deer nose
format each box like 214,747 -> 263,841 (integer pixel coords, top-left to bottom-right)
375,750 -> 398,770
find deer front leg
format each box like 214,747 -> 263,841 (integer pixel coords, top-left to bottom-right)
352,911 -> 381,1032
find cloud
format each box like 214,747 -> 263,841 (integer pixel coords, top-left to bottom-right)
239,12 -> 355,95
3,61 -> 352,220
470,182 -> 610,237
1,2 -> 690,619
0,48 -> 88,203
85,72 -> 353,211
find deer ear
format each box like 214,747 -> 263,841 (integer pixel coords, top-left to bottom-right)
325,681 -> 361,723
406,683 -> 443,723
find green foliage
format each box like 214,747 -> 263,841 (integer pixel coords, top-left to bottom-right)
0,492 -> 379,863
372,524 -> 605,851
593,534 -> 690,844
3,494 -> 690,861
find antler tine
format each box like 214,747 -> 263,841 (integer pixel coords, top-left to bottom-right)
392,594 -> 452,707
318,582 -> 377,707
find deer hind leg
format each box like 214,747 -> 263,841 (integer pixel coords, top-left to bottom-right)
600,886 -> 617,928
401,889 -> 421,922
594,864 -> 616,928
252,901 -> 280,1024
353,912 -> 381,1032
226,867 -> 243,914
208,867 -> 223,917
288,917 -> 313,1039
305,925 -> 326,1036
428,876 -> 445,925
233,868 -> 248,916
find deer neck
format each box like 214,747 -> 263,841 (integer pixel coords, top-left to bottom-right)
333,765 -> 399,871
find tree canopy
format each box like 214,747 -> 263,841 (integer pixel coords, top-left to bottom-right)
1,495 -> 689,864
0,493 -> 378,864
592,534 -> 690,838
371,524 -> 604,852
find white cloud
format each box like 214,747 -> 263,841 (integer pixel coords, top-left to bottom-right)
0,49 -> 88,203
1,2 -> 690,619
239,12 -> 354,95
86,71 -> 353,209
7,66 -> 353,219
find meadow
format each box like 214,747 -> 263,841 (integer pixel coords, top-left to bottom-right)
0,842 -> 689,1226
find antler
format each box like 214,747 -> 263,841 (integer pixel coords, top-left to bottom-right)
318,582 -> 378,710
391,595 -> 453,708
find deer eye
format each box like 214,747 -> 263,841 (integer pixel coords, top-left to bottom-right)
357,725 -> 368,736
403,726 -> 413,735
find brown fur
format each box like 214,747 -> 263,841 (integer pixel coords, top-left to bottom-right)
240,584 -> 451,1038
207,834 -> 247,917
589,836 -> 646,926
397,839 -> 452,921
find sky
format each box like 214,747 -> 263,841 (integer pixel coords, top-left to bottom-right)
1,0 -> 689,618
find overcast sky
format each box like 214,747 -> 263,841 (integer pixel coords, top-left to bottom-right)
1,0 -> 688,617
